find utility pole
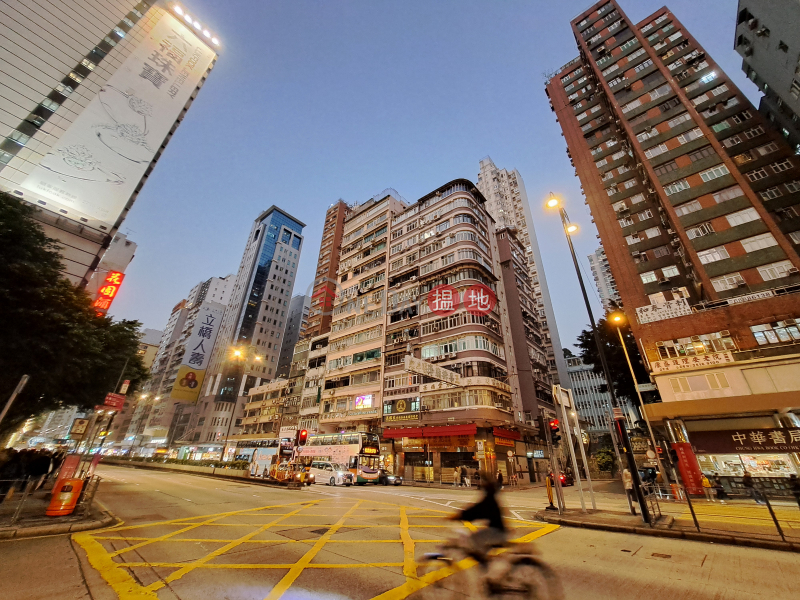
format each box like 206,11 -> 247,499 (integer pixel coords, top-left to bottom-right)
0,374 -> 29,429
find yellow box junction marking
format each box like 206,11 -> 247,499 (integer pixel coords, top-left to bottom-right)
72,497 -> 558,600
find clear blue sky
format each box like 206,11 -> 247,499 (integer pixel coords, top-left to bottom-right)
110,0 -> 757,353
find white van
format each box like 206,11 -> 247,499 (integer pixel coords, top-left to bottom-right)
309,461 -> 353,486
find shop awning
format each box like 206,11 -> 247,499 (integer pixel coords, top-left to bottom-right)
382,427 -> 423,439
423,424 -> 477,437
493,427 -> 521,440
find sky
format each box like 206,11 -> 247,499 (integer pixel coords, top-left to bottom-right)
110,0 -> 758,353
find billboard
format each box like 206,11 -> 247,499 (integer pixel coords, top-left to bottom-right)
172,302 -> 225,402
22,11 -> 216,228
92,271 -> 125,314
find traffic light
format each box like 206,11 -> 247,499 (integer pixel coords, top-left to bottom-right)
297,429 -> 309,446
549,419 -> 561,447
668,447 -> 679,465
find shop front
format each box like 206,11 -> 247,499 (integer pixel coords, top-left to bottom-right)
689,427 -> 800,496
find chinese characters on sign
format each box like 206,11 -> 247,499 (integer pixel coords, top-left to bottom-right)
172,302 -> 225,402
650,351 -> 734,373
92,271 -> 125,314
635,298 -> 692,325
689,428 -> 800,454
428,284 -> 496,317
404,355 -> 462,386
103,393 -> 125,410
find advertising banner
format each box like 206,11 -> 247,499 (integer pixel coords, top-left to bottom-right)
22,12 -> 216,228
172,302 -> 225,402
635,298 -> 692,324
103,393 -> 126,410
689,428 -> 800,454
671,442 -> 704,495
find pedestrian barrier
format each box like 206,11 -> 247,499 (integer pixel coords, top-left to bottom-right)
0,475 -> 102,526
640,483 -> 800,542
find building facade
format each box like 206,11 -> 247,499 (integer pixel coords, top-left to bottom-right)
546,1 -> 800,482
0,1 -> 218,286
276,294 -> 310,378
476,157 -> 569,385
735,1 -> 800,155
566,356 -> 635,432
588,246 -> 622,310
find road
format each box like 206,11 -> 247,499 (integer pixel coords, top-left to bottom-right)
0,465 -> 796,600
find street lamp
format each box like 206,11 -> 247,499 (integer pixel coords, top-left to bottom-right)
608,311 -> 667,480
220,346 -> 264,462
545,193 -> 650,522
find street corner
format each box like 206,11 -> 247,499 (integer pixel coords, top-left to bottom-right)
71,496 -> 559,600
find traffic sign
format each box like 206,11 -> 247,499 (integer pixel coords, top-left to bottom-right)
507,450 -> 513,457
70,419 -> 89,435
104,392 -> 125,410
119,379 -> 130,394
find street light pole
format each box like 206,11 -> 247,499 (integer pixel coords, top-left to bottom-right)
548,195 -> 650,523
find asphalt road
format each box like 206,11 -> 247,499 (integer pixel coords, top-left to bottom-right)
0,465 -> 796,600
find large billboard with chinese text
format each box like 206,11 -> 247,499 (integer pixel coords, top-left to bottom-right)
172,302 -> 225,402
22,11 -> 216,229
93,271 -> 125,314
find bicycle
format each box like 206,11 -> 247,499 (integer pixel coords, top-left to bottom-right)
416,529 -> 562,599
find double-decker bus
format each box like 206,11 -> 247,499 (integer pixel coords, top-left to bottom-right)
297,432 -> 381,484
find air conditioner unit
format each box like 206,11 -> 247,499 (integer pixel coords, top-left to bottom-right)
449,352 -> 457,358
494,403 -> 505,409
666,228 -> 675,234
787,267 -> 800,275
409,275 -> 417,281
631,250 -> 640,256
658,278 -> 669,284
738,280 -> 748,287
671,287 -> 681,293
686,273 -> 695,280
670,239 -> 680,247
691,335 -> 701,342
744,47 -> 754,57
720,330 -> 731,336
656,341 -> 665,347
673,252 -> 681,258
433,214 -> 441,220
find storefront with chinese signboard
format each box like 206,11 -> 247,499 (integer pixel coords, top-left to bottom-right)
688,427 -> 799,496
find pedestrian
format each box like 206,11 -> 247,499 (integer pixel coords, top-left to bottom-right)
701,473 -> 715,502
789,474 -> 800,509
460,465 -> 468,487
712,472 -> 727,503
473,470 -> 481,490
497,470 -> 504,490
453,467 -> 460,487
742,471 -> 764,505
622,468 -> 637,515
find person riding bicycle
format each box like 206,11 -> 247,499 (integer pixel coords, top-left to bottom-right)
452,473 -> 509,564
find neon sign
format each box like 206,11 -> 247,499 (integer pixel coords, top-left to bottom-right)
93,271 -> 125,314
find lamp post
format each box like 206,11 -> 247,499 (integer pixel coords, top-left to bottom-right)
608,312 -> 667,481
221,347 -> 263,462
545,194 -> 650,523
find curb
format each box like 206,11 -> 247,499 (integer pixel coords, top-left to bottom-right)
0,511 -> 116,540
535,511 -> 800,553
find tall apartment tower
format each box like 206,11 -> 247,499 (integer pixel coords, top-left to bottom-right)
566,355 -> 636,432
276,294 -> 310,379
588,246 -> 622,310
476,158 -> 568,386
546,2 -> 800,449
304,200 -> 351,340
734,1 -> 800,154
179,207 -> 304,455
0,1 -> 218,286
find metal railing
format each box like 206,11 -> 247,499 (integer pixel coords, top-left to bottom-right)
640,483 -> 799,542
0,476 -> 102,527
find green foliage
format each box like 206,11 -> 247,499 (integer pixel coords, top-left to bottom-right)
0,192 -> 149,433
124,457 -> 250,469
595,448 -> 616,472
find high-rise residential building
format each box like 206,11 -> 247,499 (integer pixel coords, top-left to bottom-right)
566,355 -> 636,432
588,246 -> 621,310
276,294 -> 310,378
477,157 -> 568,386
0,1 -> 218,286
177,207 -> 304,458
546,1 -> 800,475
304,200 -> 352,340
136,328 -> 164,371
734,1 -> 800,155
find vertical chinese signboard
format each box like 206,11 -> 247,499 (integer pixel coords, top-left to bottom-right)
671,442 -> 704,495
21,11 -> 217,229
172,302 -> 225,402
93,271 -> 125,314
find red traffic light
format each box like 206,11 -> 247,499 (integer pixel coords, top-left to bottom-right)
549,419 -> 560,430
297,429 -> 309,446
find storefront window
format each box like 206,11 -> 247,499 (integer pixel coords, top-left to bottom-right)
697,453 -> 797,477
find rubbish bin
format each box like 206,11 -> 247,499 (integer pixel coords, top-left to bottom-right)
46,478 -> 85,516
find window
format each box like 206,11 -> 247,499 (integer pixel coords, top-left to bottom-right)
741,233 -> 778,253
41,98 -> 59,112
625,233 -> 642,245
791,79 -> 800,100
713,186 -> 744,203
629,193 -> 645,204
595,158 -> 608,168
113,26 -> 126,38
68,72 -> 82,83
0,150 -> 13,165
659,97 -> 681,113
722,135 -> 742,148
790,231 -> 800,244
725,207 -> 760,226
606,185 -> 618,196
80,58 -> 96,71
697,246 -> 729,264
758,260 -> 795,281
711,120 -> 731,133
103,35 -> 117,47
743,125 -> 765,139
640,271 -> 657,284
622,99 -> 642,113
675,200 -> 701,216
635,59 -> 654,72
390,243 -> 402,255
699,164 -> 729,182
664,179 -> 690,195
756,142 -> 779,156
751,321 -> 800,345
653,161 -> 678,176
618,216 -> 634,227
612,200 -> 627,212
623,179 -> 637,189
785,180 -> 800,193
7,130 -> 30,146
644,144 -> 668,159
711,272 -> 744,291
653,245 -> 671,258
645,226 -> 661,239
55,83 -> 74,96
678,128 -> 704,144
686,222 -> 713,239
746,168 -> 768,182
771,159 -> 793,173
731,110 -> 752,125
689,146 -> 716,162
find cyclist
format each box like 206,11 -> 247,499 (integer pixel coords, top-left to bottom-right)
452,473 -> 509,564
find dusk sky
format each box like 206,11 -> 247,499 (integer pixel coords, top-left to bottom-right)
109,0 -> 758,353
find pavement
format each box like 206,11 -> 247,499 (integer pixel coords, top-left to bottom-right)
0,466 -> 798,599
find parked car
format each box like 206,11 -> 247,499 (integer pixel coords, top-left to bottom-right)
378,469 -> 403,486
558,472 -> 574,487
309,461 -> 353,486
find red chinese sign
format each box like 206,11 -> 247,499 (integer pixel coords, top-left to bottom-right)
103,392 -> 126,410
672,442 -> 704,495
93,271 -> 125,315
428,283 -> 496,317
429,284 -> 459,317
464,284 -> 496,316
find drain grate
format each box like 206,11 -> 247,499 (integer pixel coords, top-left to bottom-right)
651,553 -> 672,559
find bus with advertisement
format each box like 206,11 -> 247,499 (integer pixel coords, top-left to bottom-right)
297,432 -> 381,484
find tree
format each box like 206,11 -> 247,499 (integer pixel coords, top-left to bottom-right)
562,347 -> 575,358
0,192 -> 149,433
575,316 -> 651,410
595,448 -> 616,473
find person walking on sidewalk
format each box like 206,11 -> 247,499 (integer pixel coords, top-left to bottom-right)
742,471 -> 765,505
622,468 -> 637,515
496,470 -> 504,490
453,467 -> 460,487
701,473 -> 715,502
789,474 -> 800,509
460,465 -> 468,487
